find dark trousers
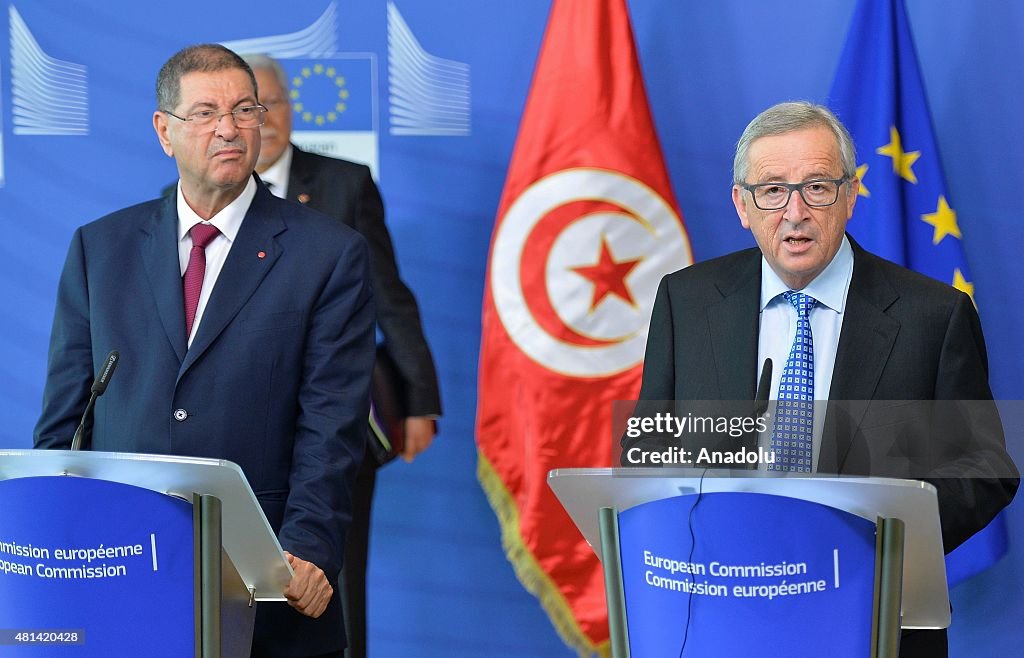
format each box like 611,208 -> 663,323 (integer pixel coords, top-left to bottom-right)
341,453 -> 377,658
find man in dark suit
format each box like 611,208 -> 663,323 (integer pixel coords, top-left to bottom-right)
34,44 -> 374,658
242,54 -> 442,658
626,101 -> 1017,656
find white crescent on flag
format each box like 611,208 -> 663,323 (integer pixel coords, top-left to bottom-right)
490,168 -> 692,378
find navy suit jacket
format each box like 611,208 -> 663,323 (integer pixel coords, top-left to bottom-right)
35,180 -> 375,656
630,237 -> 1018,553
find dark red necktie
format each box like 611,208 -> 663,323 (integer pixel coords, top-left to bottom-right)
183,223 -> 221,337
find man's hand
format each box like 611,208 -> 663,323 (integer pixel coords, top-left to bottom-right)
401,416 -> 436,462
282,552 -> 333,618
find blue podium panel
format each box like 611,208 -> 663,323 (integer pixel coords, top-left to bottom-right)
618,491 -> 877,658
0,476 -> 194,657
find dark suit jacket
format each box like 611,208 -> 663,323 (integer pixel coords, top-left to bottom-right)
287,146 -> 441,419
630,237 -> 1018,553
35,181 -> 375,657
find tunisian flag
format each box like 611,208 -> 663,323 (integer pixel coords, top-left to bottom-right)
475,0 -> 692,654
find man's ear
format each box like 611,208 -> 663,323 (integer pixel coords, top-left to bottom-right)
153,111 -> 174,157
733,185 -> 752,230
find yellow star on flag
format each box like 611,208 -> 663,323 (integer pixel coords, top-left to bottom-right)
952,268 -> 974,302
856,163 -> 870,197
876,126 -> 920,183
921,195 -> 961,245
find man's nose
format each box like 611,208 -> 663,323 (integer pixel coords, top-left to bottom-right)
214,112 -> 241,139
781,187 -> 810,223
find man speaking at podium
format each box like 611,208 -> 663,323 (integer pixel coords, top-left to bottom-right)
627,101 -> 1017,656
34,44 -> 374,658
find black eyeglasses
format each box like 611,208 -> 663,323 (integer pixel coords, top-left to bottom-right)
741,176 -> 849,211
162,105 -> 268,132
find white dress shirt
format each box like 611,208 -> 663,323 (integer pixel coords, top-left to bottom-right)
756,235 -> 854,471
258,145 -> 292,199
176,176 -> 257,346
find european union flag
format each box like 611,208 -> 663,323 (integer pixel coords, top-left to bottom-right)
828,0 -> 1006,587
279,57 -> 374,132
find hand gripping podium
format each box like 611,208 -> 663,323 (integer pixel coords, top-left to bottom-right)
549,468 -> 950,658
0,449 -> 292,657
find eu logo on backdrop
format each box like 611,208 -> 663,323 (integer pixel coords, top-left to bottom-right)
285,58 -> 373,131
282,57 -> 379,178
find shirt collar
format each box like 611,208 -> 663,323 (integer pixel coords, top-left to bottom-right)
176,175 -> 257,243
258,144 -> 293,198
760,234 -> 854,312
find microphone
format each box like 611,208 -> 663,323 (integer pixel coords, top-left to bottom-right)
70,350 -> 120,451
754,358 -> 773,418
739,359 -> 772,460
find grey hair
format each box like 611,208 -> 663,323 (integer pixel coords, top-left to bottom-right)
732,101 -> 857,184
240,53 -> 289,100
156,44 -> 256,112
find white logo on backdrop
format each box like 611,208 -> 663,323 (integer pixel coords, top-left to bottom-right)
9,5 -> 88,136
0,2 -> 469,188
386,1 -> 471,136
221,1 -> 339,58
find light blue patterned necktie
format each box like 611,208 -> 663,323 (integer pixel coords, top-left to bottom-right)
769,291 -> 816,472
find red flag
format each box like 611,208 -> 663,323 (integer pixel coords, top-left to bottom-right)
475,0 -> 693,653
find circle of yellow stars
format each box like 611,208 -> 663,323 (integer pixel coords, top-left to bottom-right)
856,125 -> 973,301
290,63 -> 350,127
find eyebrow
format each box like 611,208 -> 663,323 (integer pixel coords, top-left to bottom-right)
182,96 -> 258,113
755,171 -> 839,183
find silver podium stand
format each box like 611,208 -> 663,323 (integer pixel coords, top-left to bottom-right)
1,449 -> 292,658
549,468 -> 949,657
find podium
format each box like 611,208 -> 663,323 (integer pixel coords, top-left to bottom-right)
549,468 -> 950,658
0,449 -> 292,657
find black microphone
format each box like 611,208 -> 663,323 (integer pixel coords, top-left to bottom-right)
70,350 -> 120,451
754,358 -> 773,418
739,358 -> 772,459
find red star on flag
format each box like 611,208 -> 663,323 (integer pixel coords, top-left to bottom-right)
571,236 -> 643,311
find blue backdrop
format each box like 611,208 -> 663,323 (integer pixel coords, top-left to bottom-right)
1,1 -> 1020,655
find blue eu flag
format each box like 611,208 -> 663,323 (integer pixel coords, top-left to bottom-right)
279,58 -> 374,132
828,0 -> 1007,586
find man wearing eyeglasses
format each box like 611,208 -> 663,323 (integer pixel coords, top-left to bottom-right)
35,43 -> 374,658
627,101 -> 1017,656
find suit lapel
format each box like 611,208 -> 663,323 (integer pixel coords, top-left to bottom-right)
820,240 -> 901,472
179,186 -> 286,379
141,194 -> 188,363
708,251 -> 761,400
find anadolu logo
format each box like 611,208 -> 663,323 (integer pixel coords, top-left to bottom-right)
490,168 -> 692,378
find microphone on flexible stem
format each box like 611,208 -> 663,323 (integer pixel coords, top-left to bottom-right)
681,360 -> 771,653
754,358 -> 773,419
70,350 -> 120,451
742,359 -> 772,459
